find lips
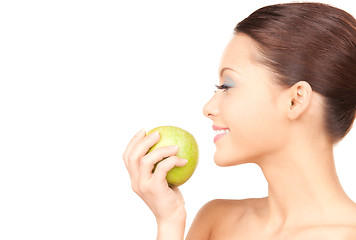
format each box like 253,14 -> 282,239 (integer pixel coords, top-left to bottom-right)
213,125 -> 230,143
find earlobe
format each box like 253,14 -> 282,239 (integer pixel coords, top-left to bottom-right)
288,81 -> 312,120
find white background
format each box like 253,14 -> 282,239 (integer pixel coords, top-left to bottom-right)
0,0 -> 355,239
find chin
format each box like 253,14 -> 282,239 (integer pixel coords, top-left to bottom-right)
213,153 -> 248,167
214,158 -> 229,167
214,147 -> 260,166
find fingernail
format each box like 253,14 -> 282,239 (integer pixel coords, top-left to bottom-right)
150,131 -> 160,138
183,159 -> 188,164
171,145 -> 179,150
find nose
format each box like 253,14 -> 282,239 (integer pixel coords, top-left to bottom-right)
203,93 -> 220,120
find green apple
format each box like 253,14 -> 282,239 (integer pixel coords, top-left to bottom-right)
147,126 -> 199,187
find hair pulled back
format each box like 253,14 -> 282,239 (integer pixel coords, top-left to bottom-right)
235,2 -> 356,143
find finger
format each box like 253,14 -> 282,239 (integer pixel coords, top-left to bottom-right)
125,131 -> 161,181
140,145 -> 179,180
123,129 -> 146,184
127,131 -> 160,169
123,129 -> 145,168
153,156 -> 188,183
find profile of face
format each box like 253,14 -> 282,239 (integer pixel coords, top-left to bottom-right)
203,33 -> 292,167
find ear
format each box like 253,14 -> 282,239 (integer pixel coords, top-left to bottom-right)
287,81 -> 313,120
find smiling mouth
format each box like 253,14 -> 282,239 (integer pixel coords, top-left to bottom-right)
213,128 -> 230,143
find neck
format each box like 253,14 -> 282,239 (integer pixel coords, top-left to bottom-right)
257,135 -> 352,229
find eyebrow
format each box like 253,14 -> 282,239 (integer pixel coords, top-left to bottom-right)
219,67 -> 238,77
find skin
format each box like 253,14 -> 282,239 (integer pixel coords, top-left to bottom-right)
123,33 -> 356,239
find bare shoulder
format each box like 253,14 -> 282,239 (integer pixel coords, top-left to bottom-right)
186,198 -> 266,240
294,205 -> 356,240
294,224 -> 356,240
338,225 -> 356,240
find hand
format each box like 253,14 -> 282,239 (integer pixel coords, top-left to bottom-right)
123,129 -> 188,224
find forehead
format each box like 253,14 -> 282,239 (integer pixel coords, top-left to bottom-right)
218,33 -> 260,76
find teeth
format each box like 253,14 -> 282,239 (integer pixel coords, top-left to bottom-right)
214,129 -> 230,136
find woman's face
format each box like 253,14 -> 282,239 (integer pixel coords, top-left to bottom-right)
203,33 -> 289,166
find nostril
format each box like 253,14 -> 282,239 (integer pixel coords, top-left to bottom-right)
203,108 -> 213,118
203,104 -> 215,118
203,98 -> 218,118
206,113 -> 214,120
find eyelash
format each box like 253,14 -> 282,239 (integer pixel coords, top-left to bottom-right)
215,84 -> 232,92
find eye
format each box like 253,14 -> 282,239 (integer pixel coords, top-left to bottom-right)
215,84 -> 232,92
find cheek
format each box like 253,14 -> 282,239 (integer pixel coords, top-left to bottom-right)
226,93 -> 273,132
222,95 -> 286,161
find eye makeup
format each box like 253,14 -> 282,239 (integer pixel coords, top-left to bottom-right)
223,76 -> 236,87
215,75 -> 236,92
215,84 -> 231,91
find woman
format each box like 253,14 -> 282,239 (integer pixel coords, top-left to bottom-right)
123,2 -> 356,239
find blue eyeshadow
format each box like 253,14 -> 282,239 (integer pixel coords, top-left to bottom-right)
224,76 -> 236,87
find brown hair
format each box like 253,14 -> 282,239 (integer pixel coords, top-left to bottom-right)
235,2 -> 356,143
